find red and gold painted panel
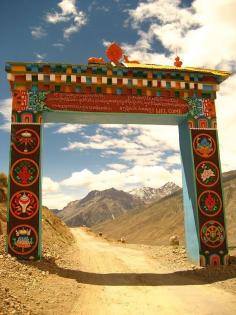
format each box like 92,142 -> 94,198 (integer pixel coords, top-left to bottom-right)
191,129 -> 229,266
8,124 -> 41,260
45,93 -> 189,115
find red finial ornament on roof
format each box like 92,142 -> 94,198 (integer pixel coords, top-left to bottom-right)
174,56 -> 183,67
106,42 -> 123,64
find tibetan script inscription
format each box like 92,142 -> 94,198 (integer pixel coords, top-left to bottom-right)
46,93 -> 189,115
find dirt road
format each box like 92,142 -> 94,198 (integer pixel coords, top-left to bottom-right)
70,228 -> 236,315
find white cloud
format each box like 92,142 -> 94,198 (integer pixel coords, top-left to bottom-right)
62,124 -> 180,168
34,53 -> 47,62
42,176 -> 78,209
99,124 -> 125,129
42,177 -> 60,193
122,0 -> 236,70
60,165 -> 182,192
62,135 -> 141,151
45,0 -> 87,39
100,150 -> 118,157
52,43 -> 65,50
97,6 -> 109,12
31,26 -> 47,39
107,163 -> 128,171
164,154 -> 181,166
55,123 -> 85,134
46,0 -> 77,23
88,1 -> 110,13
0,98 -> 11,132
216,74 -> 236,172
102,39 -> 112,47
43,123 -> 58,128
135,125 -> 179,151
43,192 -> 77,210
64,13 -> 87,38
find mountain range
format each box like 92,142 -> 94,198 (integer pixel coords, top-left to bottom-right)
129,182 -> 180,203
56,182 -> 180,227
93,170 -> 236,246
57,187 -> 143,227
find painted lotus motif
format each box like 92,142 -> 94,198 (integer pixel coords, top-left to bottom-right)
8,225 -> 38,255
196,161 -> 219,187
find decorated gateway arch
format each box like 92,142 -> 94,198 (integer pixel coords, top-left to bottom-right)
5,43 -> 231,266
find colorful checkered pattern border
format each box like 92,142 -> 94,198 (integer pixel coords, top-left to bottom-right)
6,62 -> 227,100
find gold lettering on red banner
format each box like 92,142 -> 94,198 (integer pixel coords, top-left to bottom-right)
46,93 -> 189,115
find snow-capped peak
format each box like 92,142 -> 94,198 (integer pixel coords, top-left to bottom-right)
129,182 -> 180,203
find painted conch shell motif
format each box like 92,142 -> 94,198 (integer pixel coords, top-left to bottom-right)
18,193 -> 30,213
10,190 -> 38,219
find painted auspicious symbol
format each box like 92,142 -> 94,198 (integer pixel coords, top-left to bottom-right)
13,128 -> 40,155
12,91 -> 28,111
187,97 -> 204,119
8,224 -> 38,255
10,190 -> 39,220
198,190 -> 222,217
193,134 -> 216,158
28,91 -> 48,111
11,158 -> 39,187
196,161 -> 219,187
203,99 -> 216,119
200,220 -> 225,248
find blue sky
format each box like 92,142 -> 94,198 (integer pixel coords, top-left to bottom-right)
0,0 -> 236,209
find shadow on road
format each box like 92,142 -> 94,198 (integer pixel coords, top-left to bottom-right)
23,255 -> 236,287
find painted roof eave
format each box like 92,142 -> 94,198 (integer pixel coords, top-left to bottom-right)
5,61 -> 231,82
123,63 -> 231,81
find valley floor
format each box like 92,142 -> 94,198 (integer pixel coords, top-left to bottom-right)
1,228 -> 236,314
70,228 -> 236,315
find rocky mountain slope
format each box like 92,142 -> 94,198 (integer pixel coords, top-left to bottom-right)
0,202 -> 74,256
0,172 -> 7,204
93,170 -> 236,246
129,182 -> 180,203
58,188 -> 144,227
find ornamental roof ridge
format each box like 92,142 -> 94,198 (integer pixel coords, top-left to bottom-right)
5,61 -> 231,81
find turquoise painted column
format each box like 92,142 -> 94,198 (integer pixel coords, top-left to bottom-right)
179,120 -> 200,264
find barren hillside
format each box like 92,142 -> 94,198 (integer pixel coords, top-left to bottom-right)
58,187 -> 144,227
93,172 -> 236,246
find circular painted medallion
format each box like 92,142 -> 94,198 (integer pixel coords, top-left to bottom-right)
198,190 -> 222,217
10,190 -> 39,220
11,158 -> 39,187
13,128 -> 40,155
200,220 -> 225,248
193,133 -> 216,158
196,161 -> 219,187
8,224 -> 38,255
